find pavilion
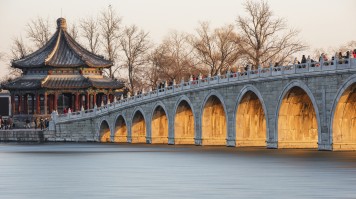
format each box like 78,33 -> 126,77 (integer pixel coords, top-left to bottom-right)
2,18 -> 124,117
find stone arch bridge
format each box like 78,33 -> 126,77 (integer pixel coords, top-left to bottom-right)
50,59 -> 356,151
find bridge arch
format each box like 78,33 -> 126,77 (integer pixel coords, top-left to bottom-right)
113,113 -> 128,143
234,85 -> 268,147
150,102 -> 169,144
173,95 -> 196,144
331,75 -> 356,150
98,119 -> 111,142
200,90 -> 228,145
275,80 -> 321,148
131,107 -> 147,143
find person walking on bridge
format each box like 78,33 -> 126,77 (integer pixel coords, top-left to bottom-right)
301,55 -> 307,64
25,118 -> 30,129
40,118 -> 44,130
34,117 -> 38,130
8,117 -> 13,130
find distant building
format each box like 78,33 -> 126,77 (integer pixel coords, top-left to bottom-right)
2,18 -> 124,118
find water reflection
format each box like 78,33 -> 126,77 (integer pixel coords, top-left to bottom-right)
0,143 -> 355,199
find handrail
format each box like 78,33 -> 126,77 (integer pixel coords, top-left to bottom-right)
53,58 -> 356,123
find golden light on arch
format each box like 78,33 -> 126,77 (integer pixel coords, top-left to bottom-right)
114,115 -> 127,142
333,83 -> 356,150
174,100 -> 195,144
202,95 -> 227,145
236,91 -> 266,147
131,111 -> 146,143
99,120 -> 111,142
278,87 -> 318,148
151,106 -> 168,144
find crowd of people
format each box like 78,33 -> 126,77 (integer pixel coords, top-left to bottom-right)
0,116 -> 14,130
270,50 -> 356,69
0,115 -> 49,131
32,117 -> 49,130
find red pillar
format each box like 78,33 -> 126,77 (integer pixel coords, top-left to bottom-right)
18,95 -> 22,114
36,93 -> 40,114
93,93 -> 97,107
75,93 -> 79,111
86,93 -> 89,110
54,92 -> 58,111
71,94 -> 75,111
24,94 -> 28,114
49,94 -> 53,113
11,94 -> 15,115
88,94 -> 92,109
30,94 -> 33,114
44,93 -> 48,114
110,94 -> 114,103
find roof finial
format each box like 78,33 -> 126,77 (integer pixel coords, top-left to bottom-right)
56,18 -> 67,31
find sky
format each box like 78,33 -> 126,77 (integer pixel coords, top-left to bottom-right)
0,0 -> 355,79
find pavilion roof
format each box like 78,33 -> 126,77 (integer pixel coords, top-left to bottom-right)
2,75 -> 124,90
12,18 -> 113,69
42,75 -> 124,89
1,76 -> 45,90
41,75 -> 91,89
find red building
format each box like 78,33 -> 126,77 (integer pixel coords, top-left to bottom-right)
2,18 -> 124,118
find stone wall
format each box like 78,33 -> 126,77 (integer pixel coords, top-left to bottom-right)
0,130 -> 44,142
48,119 -> 96,142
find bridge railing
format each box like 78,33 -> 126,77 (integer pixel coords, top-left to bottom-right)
53,57 -> 356,123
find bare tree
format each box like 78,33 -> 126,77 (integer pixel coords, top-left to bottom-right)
68,23 -> 79,40
99,5 -> 122,78
10,16 -> 54,62
80,17 -> 101,54
156,31 -> 197,82
190,22 -> 240,76
236,0 -> 307,68
0,52 -> 16,84
146,46 -> 169,89
119,25 -> 151,93
4,37 -> 28,80
11,37 -> 30,60
26,16 -> 52,48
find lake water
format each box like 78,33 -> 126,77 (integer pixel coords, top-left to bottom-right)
0,143 -> 356,199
